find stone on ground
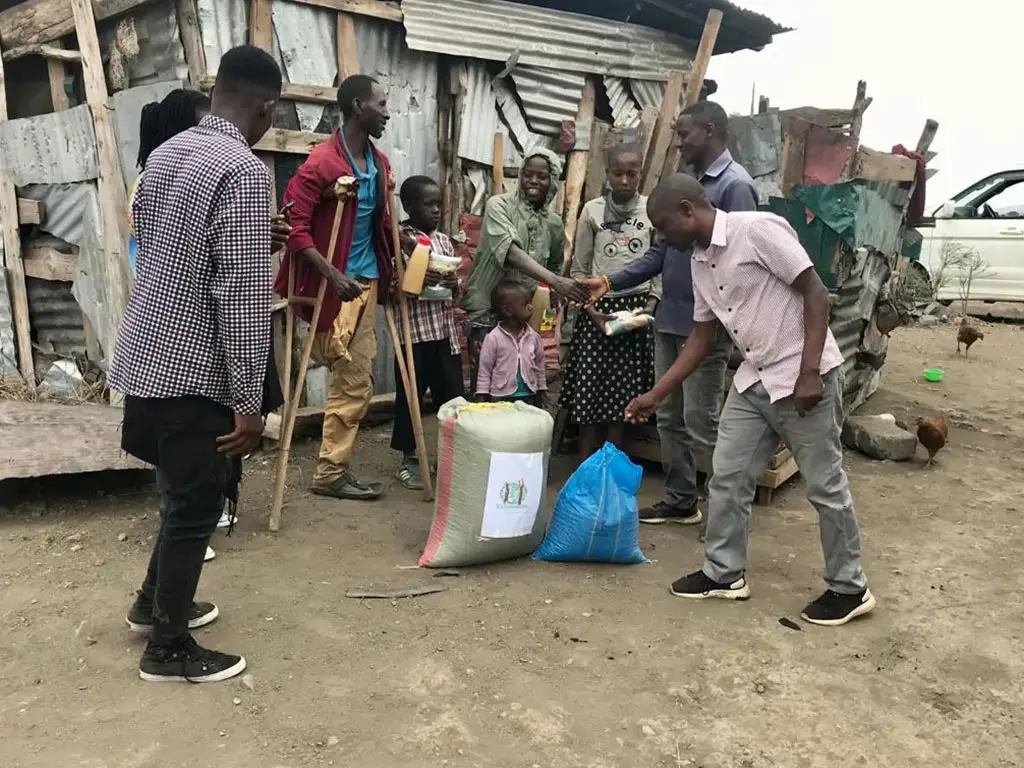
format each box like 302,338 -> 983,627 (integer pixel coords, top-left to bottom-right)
842,415 -> 918,461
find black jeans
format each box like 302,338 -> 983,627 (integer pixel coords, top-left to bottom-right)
391,339 -> 465,454
123,396 -> 232,648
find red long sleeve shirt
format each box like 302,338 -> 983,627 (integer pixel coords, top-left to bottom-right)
273,132 -> 395,331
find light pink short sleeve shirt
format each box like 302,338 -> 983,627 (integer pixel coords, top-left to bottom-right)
690,211 -> 844,402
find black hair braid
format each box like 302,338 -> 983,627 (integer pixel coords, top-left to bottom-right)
136,89 -> 211,169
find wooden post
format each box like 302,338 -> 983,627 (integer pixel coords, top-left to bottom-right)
436,60 -> 451,226
176,0 -> 207,87
842,80 -> 873,179
336,11 -> 359,81
71,0 -> 132,370
491,131 -> 503,195
583,120 -> 611,204
0,38 -> 34,383
659,9 -> 723,184
446,63 -> 467,237
640,70 -> 684,195
916,119 -> 939,155
561,76 -> 596,268
249,0 -> 273,49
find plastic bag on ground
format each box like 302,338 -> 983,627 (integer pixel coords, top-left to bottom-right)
419,398 -> 554,568
533,442 -> 647,564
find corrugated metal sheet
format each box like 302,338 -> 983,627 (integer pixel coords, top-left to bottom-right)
458,62 -> 523,169
0,106 -> 98,186
26,278 -> 86,358
196,0 -> 247,75
112,81 -> 185,186
99,2 -> 189,87
629,79 -> 666,113
0,240 -> 17,373
272,0 -> 336,132
605,76 -> 640,129
492,75 -> 558,161
509,66 -> 584,136
402,0 -> 695,81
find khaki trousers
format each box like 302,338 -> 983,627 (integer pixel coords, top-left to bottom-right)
310,280 -> 378,485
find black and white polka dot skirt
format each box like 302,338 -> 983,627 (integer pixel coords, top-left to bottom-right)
560,293 -> 655,426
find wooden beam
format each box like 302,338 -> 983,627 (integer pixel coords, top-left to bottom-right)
199,76 -> 337,105
45,42 -> 71,113
916,119 -> 939,155
0,0 -> 154,49
446,62 -> 467,237
254,127 -> 332,154
293,0 -> 400,23
561,76 -> 597,269
249,0 -> 273,49
2,43 -> 82,62
491,132 -> 503,195
436,59 -> 452,227
23,243 -> 77,282
336,11 -> 360,81
0,39 -> 35,383
72,0 -> 133,368
583,120 -> 611,203
17,198 -> 44,225
852,146 -> 917,184
175,0 -> 206,86
661,9 -> 722,182
640,70 -> 684,195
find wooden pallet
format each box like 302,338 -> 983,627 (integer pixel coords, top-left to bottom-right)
621,425 -> 799,506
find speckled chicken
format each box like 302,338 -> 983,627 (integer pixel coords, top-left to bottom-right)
916,414 -> 948,468
956,319 -> 984,359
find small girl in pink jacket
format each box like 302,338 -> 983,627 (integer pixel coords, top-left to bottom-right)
475,281 -> 547,408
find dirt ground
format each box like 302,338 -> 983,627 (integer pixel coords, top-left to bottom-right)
2,319 -> 1023,768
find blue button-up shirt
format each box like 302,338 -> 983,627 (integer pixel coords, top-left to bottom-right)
608,150 -> 758,336
340,132 -> 379,279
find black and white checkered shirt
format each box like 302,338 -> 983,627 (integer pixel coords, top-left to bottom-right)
108,116 -> 272,416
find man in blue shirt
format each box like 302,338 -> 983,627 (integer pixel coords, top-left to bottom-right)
588,101 -> 758,527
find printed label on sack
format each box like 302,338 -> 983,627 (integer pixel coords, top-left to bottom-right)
480,451 -> 544,538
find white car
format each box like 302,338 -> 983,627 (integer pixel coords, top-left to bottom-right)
915,170 -> 1024,302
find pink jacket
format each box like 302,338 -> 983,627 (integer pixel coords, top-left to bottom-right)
476,324 -> 547,397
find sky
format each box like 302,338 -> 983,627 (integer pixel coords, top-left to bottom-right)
706,0 -> 1023,208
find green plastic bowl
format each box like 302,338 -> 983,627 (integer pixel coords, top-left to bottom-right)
923,368 -> 944,383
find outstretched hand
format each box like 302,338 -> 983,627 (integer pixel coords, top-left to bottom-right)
625,391 -> 659,423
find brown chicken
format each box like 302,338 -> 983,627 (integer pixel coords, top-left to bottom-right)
957,319 -> 984,359
916,414 -> 948,468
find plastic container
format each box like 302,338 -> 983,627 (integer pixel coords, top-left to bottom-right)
923,368 -> 944,382
402,235 -> 431,295
529,283 -> 551,331
420,252 -> 462,301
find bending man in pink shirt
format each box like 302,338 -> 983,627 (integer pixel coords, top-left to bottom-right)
626,174 -> 874,627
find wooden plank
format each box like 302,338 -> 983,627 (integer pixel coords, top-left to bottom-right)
45,42 -> 70,113
446,62 -> 467,237
249,0 -> 273,49
491,131 -> 503,194
0,38 -> 35,383
561,76 -> 597,269
17,198 -> 44,225
22,242 -> 77,281
661,9 -> 722,180
254,127 -> 332,154
0,400 -> 148,480
2,43 -> 82,62
436,60 -> 451,225
292,0 -> 401,22
199,75 -> 337,105
175,0 -> 206,86
915,119 -> 939,155
852,146 -> 917,183
640,70 -> 684,195
0,0 -> 154,49
583,119 -> 610,202
72,0 -> 133,369
336,10 -> 360,81
781,107 -> 856,130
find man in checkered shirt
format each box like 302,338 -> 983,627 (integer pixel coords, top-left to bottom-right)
108,45 -> 283,683
391,176 -> 465,489
627,174 -> 875,628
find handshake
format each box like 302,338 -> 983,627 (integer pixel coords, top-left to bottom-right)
547,275 -> 612,308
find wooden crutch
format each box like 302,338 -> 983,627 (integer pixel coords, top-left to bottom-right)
269,177 -> 357,532
387,190 -> 434,500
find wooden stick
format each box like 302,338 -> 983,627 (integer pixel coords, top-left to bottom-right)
282,258 -> 296,408
660,8 -> 723,182
491,131 -> 503,194
640,70 -> 685,195
388,190 -> 434,500
269,178 -> 353,532
384,304 -> 415,425
561,76 -> 597,269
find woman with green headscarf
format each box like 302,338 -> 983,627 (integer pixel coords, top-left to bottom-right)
461,148 -> 591,389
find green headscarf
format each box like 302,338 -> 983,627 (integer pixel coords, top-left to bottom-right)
461,147 -> 567,325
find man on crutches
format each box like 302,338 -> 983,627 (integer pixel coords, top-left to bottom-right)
274,75 -> 395,501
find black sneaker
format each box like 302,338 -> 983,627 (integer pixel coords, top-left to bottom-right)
139,636 -> 246,683
801,589 -> 876,626
670,570 -> 750,600
126,597 -> 220,633
311,472 -> 385,501
639,501 -> 703,526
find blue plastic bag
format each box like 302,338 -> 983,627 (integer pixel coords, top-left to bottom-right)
533,442 -> 647,564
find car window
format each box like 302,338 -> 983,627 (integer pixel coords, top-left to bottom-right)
953,177 -> 1024,219
984,181 -> 1024,218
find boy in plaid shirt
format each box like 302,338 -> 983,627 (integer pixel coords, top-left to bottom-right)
392,176 -> 464,489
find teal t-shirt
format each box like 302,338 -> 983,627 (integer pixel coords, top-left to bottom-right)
340,134 -> 379,279
512,364 -> 533,398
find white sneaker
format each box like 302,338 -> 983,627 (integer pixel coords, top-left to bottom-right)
205,546 -> 216,562
216,510 -> 235,529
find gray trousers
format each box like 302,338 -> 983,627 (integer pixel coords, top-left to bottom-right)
702,367 -> 868,594
654,328 -> 733,509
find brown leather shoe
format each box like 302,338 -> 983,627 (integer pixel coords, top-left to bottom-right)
311,472 -> 385,501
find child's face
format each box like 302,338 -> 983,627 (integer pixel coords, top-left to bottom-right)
410,185 -> 442,231
504,293 -> 534,323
